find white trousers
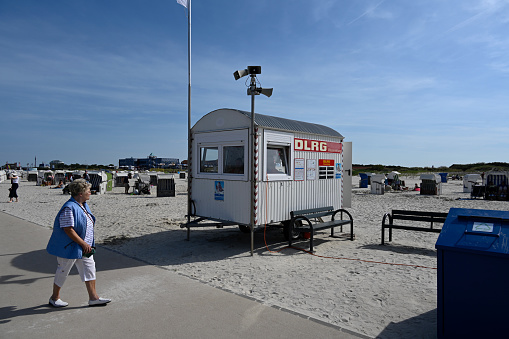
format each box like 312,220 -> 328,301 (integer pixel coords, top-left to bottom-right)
54,256 -> 96,287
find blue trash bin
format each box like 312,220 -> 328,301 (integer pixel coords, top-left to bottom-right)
438,172 -> 448,183
436,208 -> 509,338
359,173 -> 369,188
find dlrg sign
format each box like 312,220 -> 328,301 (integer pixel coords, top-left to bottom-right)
294,138 -> 342,153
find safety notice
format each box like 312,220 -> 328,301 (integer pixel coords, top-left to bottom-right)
472,222 -> 494,233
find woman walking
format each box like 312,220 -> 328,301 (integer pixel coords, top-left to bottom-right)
9,173 -> 19,202
46,179 -> 111,307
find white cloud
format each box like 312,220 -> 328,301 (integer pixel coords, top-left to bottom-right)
348,0 -> 393,25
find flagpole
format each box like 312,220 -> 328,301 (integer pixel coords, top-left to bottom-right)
186,0 -> 192,228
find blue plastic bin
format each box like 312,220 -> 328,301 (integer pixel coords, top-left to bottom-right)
359,173 -> 369,188
435,208 -> 509,338
438,172 -> 448,183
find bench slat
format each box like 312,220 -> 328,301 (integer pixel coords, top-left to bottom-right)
392,210 -> 448,218
291,206 -> 334,217
392,215 -> 447,223
386,224 -> 442,233
294,219 -> 351,232
298,211 -> 334,220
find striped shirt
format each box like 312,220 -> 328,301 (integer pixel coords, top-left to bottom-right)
59,206 -> 94,246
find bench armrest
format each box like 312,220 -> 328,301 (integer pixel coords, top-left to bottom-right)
288,215 -> 313,247
382,212 -> 393,226
289,215 -> 312,229
332,208 -> 353,222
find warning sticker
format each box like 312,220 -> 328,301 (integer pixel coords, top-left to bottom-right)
472,222 -> 494,233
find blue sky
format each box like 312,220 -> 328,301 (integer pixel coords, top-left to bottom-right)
1,0 -> 508,168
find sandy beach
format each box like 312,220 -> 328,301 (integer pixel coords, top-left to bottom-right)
1,176 -> 507,338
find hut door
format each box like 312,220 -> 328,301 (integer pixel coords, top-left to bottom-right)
343,142 -> 352,208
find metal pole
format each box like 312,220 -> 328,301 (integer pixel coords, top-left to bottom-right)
250,75 -> 256,256
186,0 -> 192,229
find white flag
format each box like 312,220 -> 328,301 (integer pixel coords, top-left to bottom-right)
176,0 -> 188,8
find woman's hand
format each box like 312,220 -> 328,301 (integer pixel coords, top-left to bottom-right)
62,227 -> 92,254
81,243 -> 93,254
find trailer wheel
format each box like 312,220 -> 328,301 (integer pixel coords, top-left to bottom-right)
238,225 -> 251,233
283,220 -> 302,241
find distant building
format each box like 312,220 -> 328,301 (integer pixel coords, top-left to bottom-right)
50,160 -> 65,169
119,155 -> 179,170
119,157 -> 137,168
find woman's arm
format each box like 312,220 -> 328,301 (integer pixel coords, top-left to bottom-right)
62,227 -> 92,254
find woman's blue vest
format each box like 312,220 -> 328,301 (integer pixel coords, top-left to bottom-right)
46,197 -> 95,259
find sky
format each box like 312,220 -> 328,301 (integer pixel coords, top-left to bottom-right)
1,0 -> 509,168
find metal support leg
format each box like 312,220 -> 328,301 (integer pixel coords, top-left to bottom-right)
250,224 -> 254,256
350,220 -> 354,241
309,224 -> 315,252
381,224 -> 385,245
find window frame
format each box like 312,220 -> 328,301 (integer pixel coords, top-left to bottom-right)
194,130 -> 248,181
199,146 -> 219,173
222,145 -> 245,175
264,131 -> 294,181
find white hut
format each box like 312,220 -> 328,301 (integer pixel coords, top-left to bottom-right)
185,108 -> 353,249
148,172 -> 159,186
370,174 -> 386,195
484,171 -> 508,187
37,170 -> 54,186
463,174 -> 482,193
420,173 -> 442,195
53,170 -> 66,185
89,171 -> 108,194
27,168 -> 38,182
114,172 -> 128,187
157,174 -> 175,197
484,171 -> 509,200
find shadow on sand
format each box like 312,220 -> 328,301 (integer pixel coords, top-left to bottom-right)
359,243 -> 437,257
97,226 -> 356,267
376,308 -> 437,339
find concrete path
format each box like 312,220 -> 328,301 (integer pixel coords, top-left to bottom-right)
0,211 -> 368,339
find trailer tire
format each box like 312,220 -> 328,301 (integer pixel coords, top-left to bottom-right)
238,225 -> 251,233
283,220 -> 301,241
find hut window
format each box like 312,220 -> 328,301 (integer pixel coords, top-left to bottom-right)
267,146 -> 289,175
319,165 -> 335,179
263,130 -> 293,181
223,146 -> 244,174
199,147 -> 218,173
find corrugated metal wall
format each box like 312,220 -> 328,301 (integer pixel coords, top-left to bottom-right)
191,126 -> 344,226
258,179 -> 341,224
257,131 -> 343,225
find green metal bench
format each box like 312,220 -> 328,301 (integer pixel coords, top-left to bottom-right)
288,206 -> 354,252
381,209 -> 448,245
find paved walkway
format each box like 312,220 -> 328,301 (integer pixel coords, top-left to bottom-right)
0,211 -> 368,339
